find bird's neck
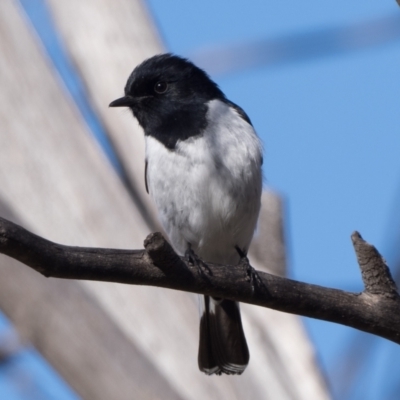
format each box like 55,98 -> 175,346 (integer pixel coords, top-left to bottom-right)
144,103 -> 208,150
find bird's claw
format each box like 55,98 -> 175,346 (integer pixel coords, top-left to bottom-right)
185,245 -> 212,276
236,246 -> 267,294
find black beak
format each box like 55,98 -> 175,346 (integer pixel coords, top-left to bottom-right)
109,96 -> 133,108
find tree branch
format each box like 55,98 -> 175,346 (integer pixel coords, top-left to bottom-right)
1,216 -> 400,344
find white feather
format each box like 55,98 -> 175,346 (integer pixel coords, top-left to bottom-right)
145,99 -> 263,265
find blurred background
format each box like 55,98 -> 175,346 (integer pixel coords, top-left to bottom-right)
0,0 -> 399,399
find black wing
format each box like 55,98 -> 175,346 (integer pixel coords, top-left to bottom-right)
224,100 -> 253,126
144,160 -> 149,194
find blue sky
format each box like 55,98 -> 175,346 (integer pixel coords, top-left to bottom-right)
1,0 -> 399,399
0,314 -> 78,400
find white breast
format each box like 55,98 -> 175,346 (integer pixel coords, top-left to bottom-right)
145,99 -> 263,265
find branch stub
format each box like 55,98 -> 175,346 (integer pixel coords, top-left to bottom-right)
351,231 -> 398,298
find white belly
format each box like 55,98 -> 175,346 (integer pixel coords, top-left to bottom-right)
145,99 -> 263,265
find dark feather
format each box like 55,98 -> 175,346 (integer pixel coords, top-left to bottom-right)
198,296 -> 249,375
144,160 -> 149,194
224,99 -> 253,126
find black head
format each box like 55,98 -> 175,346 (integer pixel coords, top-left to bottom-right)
109,53 -> 225,149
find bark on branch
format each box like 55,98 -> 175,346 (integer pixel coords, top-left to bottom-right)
1,216 -> 399,344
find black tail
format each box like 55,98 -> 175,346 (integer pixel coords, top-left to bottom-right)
198,296 -> 249,375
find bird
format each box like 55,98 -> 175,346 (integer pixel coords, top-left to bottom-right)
110,53 -> 263,375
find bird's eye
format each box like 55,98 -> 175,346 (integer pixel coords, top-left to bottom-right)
154,81 -> 168,94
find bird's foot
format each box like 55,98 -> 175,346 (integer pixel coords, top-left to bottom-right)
185,245 -> 212,276
235,246 -> 266,293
